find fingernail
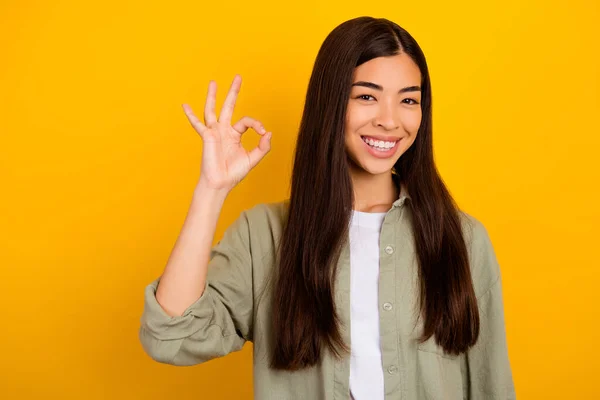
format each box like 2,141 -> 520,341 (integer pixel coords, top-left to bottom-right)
261,126 -> 266,133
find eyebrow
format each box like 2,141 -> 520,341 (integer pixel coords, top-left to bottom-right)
351,81 -> 421,94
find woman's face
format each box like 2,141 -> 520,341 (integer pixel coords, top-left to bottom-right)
345,53 -> 422,176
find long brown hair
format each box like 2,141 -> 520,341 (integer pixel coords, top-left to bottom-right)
270,16 -> 479,370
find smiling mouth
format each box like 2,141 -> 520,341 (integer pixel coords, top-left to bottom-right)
361,136 -> 401,151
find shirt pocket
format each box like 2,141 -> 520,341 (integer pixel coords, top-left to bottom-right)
415,337 -> 465,400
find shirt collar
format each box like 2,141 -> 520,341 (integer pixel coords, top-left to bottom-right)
392,182 -> 411,208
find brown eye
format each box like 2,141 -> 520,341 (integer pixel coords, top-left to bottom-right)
357,94 -> 375,101
402,98 -> 419,105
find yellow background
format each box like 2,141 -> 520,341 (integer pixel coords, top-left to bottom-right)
1,0 -> 598,398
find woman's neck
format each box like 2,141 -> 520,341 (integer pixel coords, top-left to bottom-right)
350,167 -> 399,213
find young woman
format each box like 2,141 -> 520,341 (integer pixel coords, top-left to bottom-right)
139,16 -> 516,400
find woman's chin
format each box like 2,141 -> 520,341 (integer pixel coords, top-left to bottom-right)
353,161 -> 396,176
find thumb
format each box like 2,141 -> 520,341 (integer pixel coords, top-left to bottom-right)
248,131 -> 272,170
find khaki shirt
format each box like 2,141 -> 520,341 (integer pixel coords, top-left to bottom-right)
139,192 -> 516,399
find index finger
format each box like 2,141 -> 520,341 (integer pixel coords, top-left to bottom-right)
218,74 -> 242,124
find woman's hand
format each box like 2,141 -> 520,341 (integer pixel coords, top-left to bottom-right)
183,75 -> 272,193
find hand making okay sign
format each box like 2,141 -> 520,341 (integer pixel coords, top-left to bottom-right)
182,75 -> 272,192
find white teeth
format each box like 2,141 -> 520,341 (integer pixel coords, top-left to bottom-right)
363,137 -> 397,150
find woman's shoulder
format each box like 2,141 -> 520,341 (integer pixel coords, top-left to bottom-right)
457,211 -> 489,247
228,200 -> 290,250
457,211 -> 502,299
242,199 -> 289,228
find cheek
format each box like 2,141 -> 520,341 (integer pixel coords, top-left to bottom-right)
346,104 -> 372,133
402,110 -> 422,134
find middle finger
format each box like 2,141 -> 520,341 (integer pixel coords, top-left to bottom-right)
218,75 -> 242,124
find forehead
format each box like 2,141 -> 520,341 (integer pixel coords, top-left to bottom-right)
352,53 -> 421,87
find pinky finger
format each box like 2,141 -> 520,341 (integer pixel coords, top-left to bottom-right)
182,104 -> 207,136
248,131 -> 272,170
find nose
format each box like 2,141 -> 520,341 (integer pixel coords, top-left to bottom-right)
373,102 -> 400,131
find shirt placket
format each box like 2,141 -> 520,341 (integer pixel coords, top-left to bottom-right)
379,207 -> 403,399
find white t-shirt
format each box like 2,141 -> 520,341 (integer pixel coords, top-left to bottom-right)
349,210 -> 387,400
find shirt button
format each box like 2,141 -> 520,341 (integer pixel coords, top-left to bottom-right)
387,365 -> 398,374
383,302 -> 393,311
384,245 -> 394,255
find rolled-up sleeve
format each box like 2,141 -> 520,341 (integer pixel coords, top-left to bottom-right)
138,210 -> 254,366
466,220 -> 516,399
